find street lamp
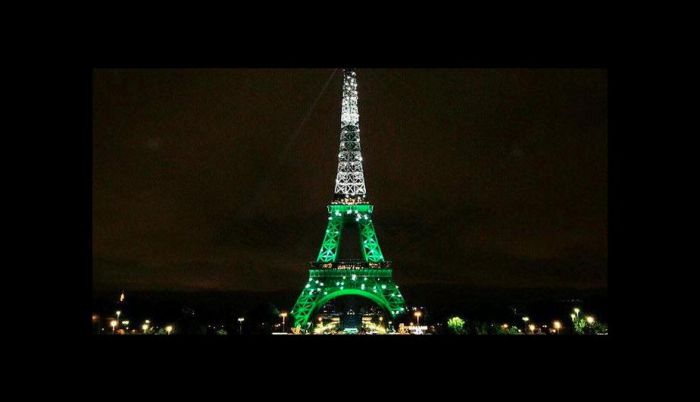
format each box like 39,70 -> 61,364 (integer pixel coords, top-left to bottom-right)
414,311 -> 422,329
237,317 -> 245,335
574,308 -> 580,320
522,316 -> 529,333
528,324 -> 536,334
115,310 -> 121,327
585,316 -> 595,335
110,320 -> 118,334
165,325 -> 173,335
553,320 -> 562,334
280,312 -> 288,333
142,322 -> 149,334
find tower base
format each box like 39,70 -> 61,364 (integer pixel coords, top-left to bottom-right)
291,268 -> 406,332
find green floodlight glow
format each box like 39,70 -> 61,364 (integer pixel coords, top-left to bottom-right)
315,204 -> 385,263
291,273 -> 406,330
447,316 -> 466,334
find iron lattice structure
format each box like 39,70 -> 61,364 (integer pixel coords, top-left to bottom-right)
291,69 -> 406,332
334,69 -> 366,202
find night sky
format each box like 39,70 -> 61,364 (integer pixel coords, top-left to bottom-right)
93,69 -> 607,293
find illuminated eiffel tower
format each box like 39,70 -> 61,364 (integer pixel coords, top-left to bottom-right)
291,69 -> 406,332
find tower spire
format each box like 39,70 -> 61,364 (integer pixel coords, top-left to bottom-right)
333,69 -> 367,203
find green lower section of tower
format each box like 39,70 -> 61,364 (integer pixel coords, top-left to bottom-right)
293,203 -> 406,332
317,204 -> 385,263
291,269 -> 406,331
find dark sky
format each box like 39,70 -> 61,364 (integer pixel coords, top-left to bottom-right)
93,68 -> 607,292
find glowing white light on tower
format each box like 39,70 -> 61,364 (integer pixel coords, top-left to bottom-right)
334,69 -> 367,200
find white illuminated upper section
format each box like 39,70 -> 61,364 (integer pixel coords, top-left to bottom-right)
334,69 -> 367,201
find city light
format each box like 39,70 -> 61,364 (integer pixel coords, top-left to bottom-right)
91,307 -> 606,335
522,316 -> 529,323
280,312 -> 288,332
446,317 -> 465,334
414,311 -> 422,327
238,317 -> 245,335
553,321 -> 562,333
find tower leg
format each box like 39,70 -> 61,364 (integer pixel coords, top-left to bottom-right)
317,218 -> 343,263
291,282 -> 324,333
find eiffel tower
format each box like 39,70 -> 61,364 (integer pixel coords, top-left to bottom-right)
291,69 -> 406,332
